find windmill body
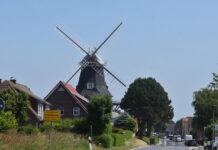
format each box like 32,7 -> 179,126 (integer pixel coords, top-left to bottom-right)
76,55 -> 111,99
56,23 -> 125,99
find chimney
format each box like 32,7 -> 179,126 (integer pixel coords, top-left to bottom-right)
10,77 -> 16,84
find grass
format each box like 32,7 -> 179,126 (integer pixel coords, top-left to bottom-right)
0,131 -> 146,150
0,131 -> 89,150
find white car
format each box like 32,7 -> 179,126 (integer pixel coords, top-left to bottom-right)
176,136 -> 182,142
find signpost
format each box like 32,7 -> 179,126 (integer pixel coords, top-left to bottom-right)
0,98 -> 5,111
44,110 -> 60,122
44,110 -> 60,150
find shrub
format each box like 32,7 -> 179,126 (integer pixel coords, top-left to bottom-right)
0,111 -> 17,132
96,134 -> 113,148
114,112 -> 129,129
103,124 -> 112,134
112,127 -> 124,134
54,119 -> 74,132
111,133 -> 125,146
72,118 -> 89,134
17,125 -> 39,135
125,118 -> 137,132
124,130 -> 133,140
40,121 -> 52,132
154,137 -> 159,144
143,136 -> 150,144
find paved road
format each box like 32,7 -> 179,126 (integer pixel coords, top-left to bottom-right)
132,139 -> 204,150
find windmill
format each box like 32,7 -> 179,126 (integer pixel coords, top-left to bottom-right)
56,22 -> 126,99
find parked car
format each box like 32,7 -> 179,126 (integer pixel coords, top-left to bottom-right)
184,135 -> 197,146
185,139 -> 197,146
176,135 -> 182,142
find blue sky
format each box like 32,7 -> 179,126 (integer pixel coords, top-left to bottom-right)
0,1 -> 218,121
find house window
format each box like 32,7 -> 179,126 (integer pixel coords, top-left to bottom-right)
58,106 -> 64,116
38,103 -> 43,113
87,82 -> 94,89
73,107 -> 80,117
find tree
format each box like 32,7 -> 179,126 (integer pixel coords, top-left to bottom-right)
192,88 -> 218,129
87,95 -> 113,135
120,77 -> 174,138
0,89 -> 30,125
208,72 -> 218,90
114,112 -> 137,132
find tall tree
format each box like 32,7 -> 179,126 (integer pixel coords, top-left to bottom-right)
208,72 -> 218,90
192,73 -> 218,130
120,77 -> 174,138
0,89 -> 30,125
192,88 -> 218,129
87,95 -> 113,135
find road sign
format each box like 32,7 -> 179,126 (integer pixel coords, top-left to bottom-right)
44,110 -> 60,122
0,98 -> 4,111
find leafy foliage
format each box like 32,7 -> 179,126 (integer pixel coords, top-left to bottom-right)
208,72 -> 218,90
204,124 -> 213,140
192,88 -> 218,129
0,111 -> 18,132
40,118 -> 89,134
87,95 -> 113,135
120,77 -> 174,138
0,89 -> 30,125
17,125 -> 39,135
111,133 -> 125,146
114,112 -> 137,132
95,134 -> 113,148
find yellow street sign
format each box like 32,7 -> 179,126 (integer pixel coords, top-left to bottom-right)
44,110 -> 61,122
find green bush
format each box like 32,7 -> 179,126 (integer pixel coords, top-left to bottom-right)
54,119 -> 74,132
72,118 -> 89,134
0,111 -> 17,132
17,125 -> 39,135
103,124 -> 112,134
197,139 -> 204,145
111,133 -> 125,146
112,127 -> 124,134
143,136 -> 150,144
96,134 -> 113,148
125,118 -> 137,132
154,137 -> 159,144
124,130 -> 133,140
40,121 -> 51,132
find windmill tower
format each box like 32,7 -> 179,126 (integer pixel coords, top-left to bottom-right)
56,23 -> 126,99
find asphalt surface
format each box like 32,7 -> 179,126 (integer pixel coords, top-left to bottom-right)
132,138 -> 204,150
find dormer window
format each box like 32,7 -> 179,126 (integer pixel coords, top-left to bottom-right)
87,82 -> 94,89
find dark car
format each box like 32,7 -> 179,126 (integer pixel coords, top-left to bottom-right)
185,139 -> 197,146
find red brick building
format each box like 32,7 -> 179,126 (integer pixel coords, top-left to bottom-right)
44,81 -> 89,118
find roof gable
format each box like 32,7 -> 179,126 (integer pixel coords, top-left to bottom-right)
0,80 -> 48,105
44,81 -> 89,113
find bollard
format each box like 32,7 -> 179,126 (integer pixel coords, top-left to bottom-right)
89,136 -> 92,150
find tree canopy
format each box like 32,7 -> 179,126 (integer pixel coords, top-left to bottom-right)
192,73 -> 218,129
120,77 -> 174,138
0,89 -> 30,125
87,95 -> 113,135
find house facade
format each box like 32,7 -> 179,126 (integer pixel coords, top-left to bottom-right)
44,81 -> 88,118
0,78 -> 50,127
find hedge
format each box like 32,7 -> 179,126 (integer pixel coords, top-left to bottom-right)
111,133 -> 125,146
96,134 -> 114,148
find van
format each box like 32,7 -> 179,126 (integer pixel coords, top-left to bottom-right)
184,135 -> 196,146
